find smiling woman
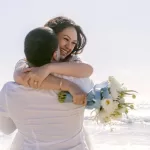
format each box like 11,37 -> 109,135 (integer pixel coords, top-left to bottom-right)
14,16 -> 93,91
57,27 -> 78,60
44,16 -> 87,61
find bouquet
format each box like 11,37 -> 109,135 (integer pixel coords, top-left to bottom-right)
58,76 -> 137,123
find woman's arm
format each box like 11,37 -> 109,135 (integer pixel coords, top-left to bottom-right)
15,73 -> 87,105
20,61 -> 93,89
13,61 -> 73,91
14,60 -> 87,105
45,62 -> 93,78
43,55 -> 93,78
14,58 -> 93,87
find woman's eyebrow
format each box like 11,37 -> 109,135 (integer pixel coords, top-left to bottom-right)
63,35 -> 71,39
63,35 -> 77,42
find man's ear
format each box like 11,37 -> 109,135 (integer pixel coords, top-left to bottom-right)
53,49 -> 60,61
53,51 -> 57,61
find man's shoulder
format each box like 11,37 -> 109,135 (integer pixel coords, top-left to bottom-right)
1,82 -> 19,91
3,81 -> 17,86
2,82 -> 57,95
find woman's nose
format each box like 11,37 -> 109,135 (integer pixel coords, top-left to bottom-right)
66,42 -> 73,51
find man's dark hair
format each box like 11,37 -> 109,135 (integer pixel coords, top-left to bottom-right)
24,27 -> 58,67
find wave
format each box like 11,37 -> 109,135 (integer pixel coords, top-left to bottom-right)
84,107 -> 150,125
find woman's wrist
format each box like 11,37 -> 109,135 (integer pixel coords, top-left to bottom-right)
60,78 -> 70,91
61,78 -> 75,92
45,63 -> 59,74
43,63 -> 52,74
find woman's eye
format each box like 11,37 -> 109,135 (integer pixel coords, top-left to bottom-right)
64,38 -> 69,41
72,42 -> 77,45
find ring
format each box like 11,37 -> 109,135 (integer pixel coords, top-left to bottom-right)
34,81 -> 38,85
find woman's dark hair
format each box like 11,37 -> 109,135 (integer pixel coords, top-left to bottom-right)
44,16 -> 87,58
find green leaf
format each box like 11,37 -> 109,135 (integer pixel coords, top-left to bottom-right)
58,91 -> 67,103
125,108 -> 128,114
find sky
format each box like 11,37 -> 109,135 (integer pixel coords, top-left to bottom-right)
0,0 -> 150,98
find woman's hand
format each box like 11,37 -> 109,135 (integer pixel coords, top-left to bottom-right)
23,64 -> 51,88
68,83 -> 87,106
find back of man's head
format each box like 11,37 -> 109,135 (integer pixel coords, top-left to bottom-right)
24,27 -> 58,67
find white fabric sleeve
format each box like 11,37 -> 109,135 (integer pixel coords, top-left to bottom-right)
0,84 -> 9,117
54,73 -> 94,93
14,59 -> 28,71
13,59 -> 28,80
67,55 -> 94,92
64,77 -> 94,93
0,83 -> 16,134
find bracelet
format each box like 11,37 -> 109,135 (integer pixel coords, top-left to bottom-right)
59,79 -> 63,90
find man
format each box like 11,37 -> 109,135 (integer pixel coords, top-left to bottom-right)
0,27 -> 93,150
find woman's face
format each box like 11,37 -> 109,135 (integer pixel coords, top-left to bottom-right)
57,27 -> 77,59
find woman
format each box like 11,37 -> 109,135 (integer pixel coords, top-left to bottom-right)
13,16 -> 93,149
14,16 -> 93,105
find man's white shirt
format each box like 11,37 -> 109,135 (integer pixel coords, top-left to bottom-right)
0,76 -> 94,150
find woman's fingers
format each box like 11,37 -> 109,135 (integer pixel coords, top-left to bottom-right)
22,68 -> 32,73
33,80 -> 38,88
73,94 -> 87,106
20,69 -> 42,88
28,77 -> 39,89
37,80 -> 42,88
23,73 -> 31,87
83,96 -> 87,106
23,67 -> 45,88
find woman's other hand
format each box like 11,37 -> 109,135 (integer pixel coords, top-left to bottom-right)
68,83 -> 87,106
23,64 -> 50,88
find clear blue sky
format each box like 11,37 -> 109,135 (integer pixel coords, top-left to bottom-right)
0,0 -> 150,97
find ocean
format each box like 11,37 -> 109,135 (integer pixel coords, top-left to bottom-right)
0,97 -> 149,150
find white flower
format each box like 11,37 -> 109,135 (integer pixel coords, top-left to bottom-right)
101,99 -> 113,110
109,76 -> 122,88
111,113 -> 122,120
99,109 -> 109,118
119,98 -> 125,104
101,99 -> 119,114
109,76 -> 124,100
97,109 -> 110,123
93,109 -> 109,123
117,107 -> 126,113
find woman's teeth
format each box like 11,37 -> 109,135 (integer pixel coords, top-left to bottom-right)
61,49 -> 67,55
